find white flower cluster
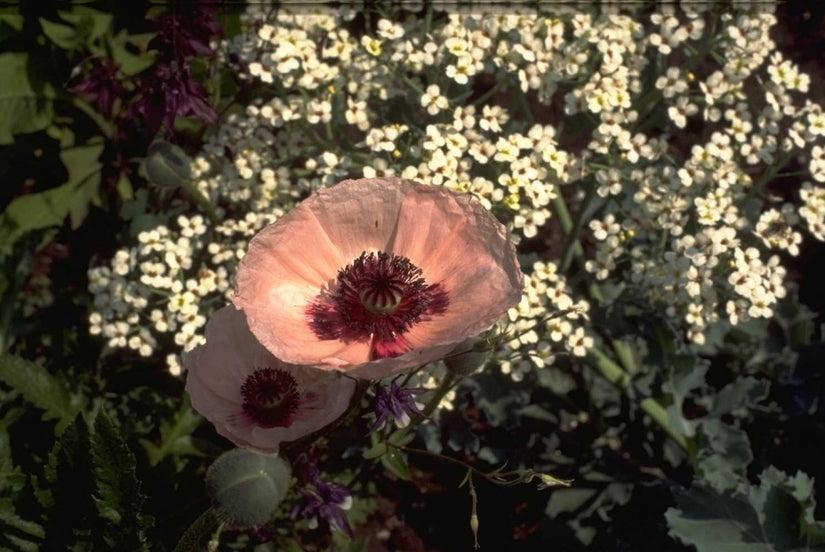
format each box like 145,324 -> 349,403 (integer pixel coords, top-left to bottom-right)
573,10 -> 825,345
496,261 -> 592,382
86,5 -> 825,380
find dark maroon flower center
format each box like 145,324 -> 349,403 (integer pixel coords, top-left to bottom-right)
306,251 -> 449,360
241,368 -> 300,428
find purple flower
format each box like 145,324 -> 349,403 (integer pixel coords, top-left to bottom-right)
150,8 -> 220,61
291,448 -> 354,536
372,379 -> 426,431
67,57 -> 123,117
131,63 -> 217,136
293,481 -> 353,536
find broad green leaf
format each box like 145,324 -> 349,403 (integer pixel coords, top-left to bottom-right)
0,142 -> 103,253
663,355 -> 708,438
110,30 -> 156,75
0,355 -> 82,433
707,377 -> 770,419
696,421 -> 752,492
0,14 -> 23,32
90,410 -> 151,550
0,52 -> 55,145
39,18 -> 84,50
666,469 -> 825,552
58,8 -> 112,44
381,448 -> 411,481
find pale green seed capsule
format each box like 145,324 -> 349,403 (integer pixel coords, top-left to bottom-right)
205,448 -> 292,528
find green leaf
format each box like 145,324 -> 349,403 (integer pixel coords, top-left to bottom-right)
39,18 -> 84,50
663,355 -> 708,438
1,423 -> 45,552
0,418 -> 25,495
666,468 -> 825,552
362,442 -> 387,460
696,420 -> 752,492
0,355 -> 82,433
381,448 -> 411,481
58,8 -> 112,45
0,14 -> 23,33
39,8 -> 112,51
110,30 -> 156,76
90,410 -> 151,550
139,395 -> 203,467
707,377 -> 770,419
0,52 -> 55,145
0,142 -> 103,253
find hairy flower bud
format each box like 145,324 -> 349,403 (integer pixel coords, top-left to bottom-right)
205,448 -> 292,528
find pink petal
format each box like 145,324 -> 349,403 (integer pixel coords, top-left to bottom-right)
184,305 -> 356,451
233,177 -> 523,379
234,180 -> 409,367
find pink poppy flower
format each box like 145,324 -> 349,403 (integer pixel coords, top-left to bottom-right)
233,177 -> 523,379
184,305 -> 356,452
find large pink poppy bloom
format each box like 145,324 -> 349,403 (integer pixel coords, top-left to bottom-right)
233,177 -> 523,379
184,305 -> 356,452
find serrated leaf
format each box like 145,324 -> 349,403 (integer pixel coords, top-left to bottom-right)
139,396 -> 203,467
40,416 -> 95,549
0,502 -> 45,540
381,448 -> 411,481
90,410 -> 151,550
0,52 -> 55,145
0,419 -> 25,495
0,355 -> 81,433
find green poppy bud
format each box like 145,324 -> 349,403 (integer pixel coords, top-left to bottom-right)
444,338 -> 488,376
144,141 -> 192,189
205,448 -> 292,528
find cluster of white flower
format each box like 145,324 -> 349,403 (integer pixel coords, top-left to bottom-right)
495,261 -> 591,382
87,208 -> 279,372
86,5 -> 825,382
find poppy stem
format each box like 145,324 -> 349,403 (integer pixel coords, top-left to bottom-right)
172,507 -> 219,552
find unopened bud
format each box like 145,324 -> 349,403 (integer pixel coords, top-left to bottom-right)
205,448 -> 292,528
445,338 -> 488,376
144,141 -> 192,189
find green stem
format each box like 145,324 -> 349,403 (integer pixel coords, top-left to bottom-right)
71,96 -> 115,139
747,149 -> 796,200
172,508 -> 219,552
553,185 -> 689,454
181,180 -> 219,225
389,443 -> 520,485
559,183 -> 598,274
588,347 -> 689,453
551,192 -> 603,301
422,372 -> 457,417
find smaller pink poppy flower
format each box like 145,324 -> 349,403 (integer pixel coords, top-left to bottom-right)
233,177 -> 523,379
184,305 -> 356,452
